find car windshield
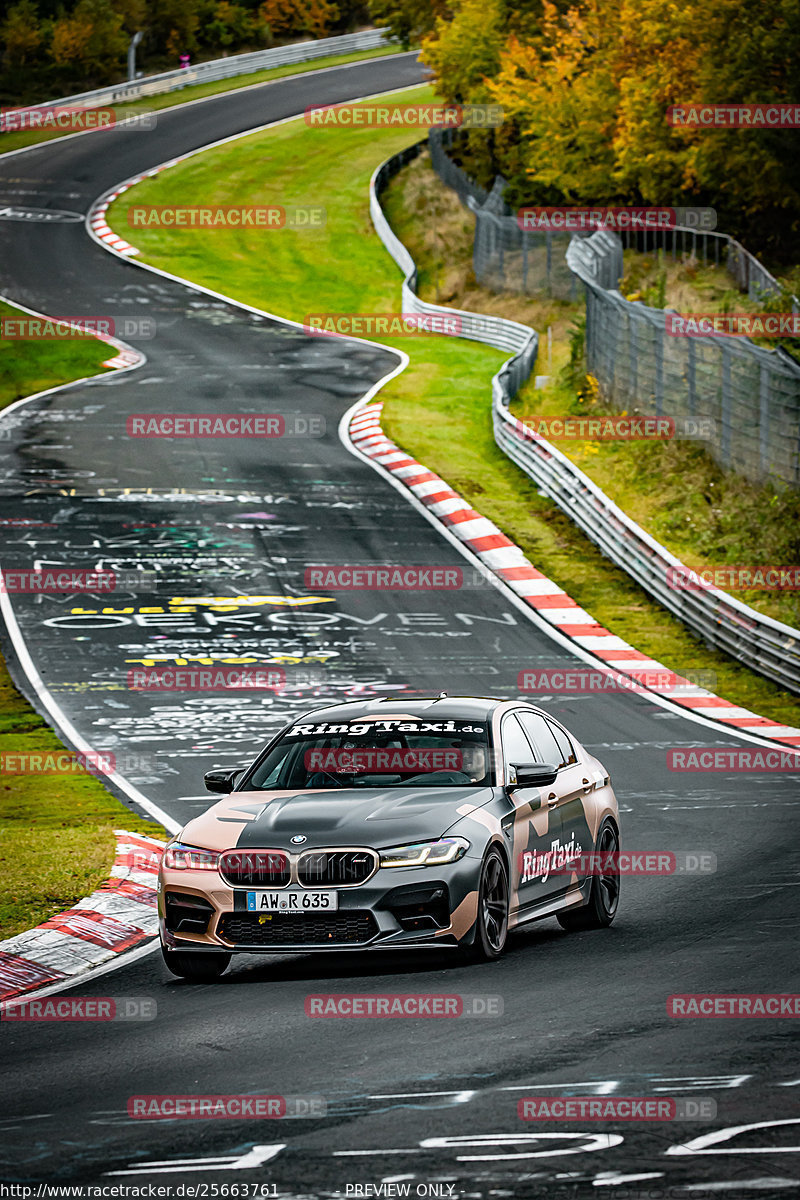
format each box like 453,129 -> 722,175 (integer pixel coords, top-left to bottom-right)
245,718 -> 493,790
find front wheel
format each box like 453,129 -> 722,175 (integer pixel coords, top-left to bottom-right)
467,847 -> 509,961
557,818 -> 620,931
160,943 -> 231,981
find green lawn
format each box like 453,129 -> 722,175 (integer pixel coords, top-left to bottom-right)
0,301 -> 114,409
0,301 -> 165,939
0,46 -> 405,157
108,84 -> 508,446
105,92 -> 799,730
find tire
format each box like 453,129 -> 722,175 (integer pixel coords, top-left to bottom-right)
160,943 -> 231,981
468,846 -> 510,961
557,818 -> 620,931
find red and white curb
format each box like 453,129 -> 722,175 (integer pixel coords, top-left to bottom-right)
89,164 -> 170,257
0,831 -> 164,1004
349,402 -> 800,749
89,181 -> 143,257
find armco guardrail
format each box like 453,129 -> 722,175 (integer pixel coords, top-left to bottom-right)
20,29 -> 392,112
494,408 -> 800,695
370,141 -> 538,395
371,139 -> 800,696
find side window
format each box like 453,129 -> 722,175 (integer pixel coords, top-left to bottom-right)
501,714 -> 536,772
547,719 -> 578,766
517,711 -> 565,768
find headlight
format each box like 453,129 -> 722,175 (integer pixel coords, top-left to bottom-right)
379,837 -> 470,868
163,842 -> 221,871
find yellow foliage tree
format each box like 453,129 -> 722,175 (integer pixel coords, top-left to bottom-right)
0,0 -> 43,66
259,0 -> 339,39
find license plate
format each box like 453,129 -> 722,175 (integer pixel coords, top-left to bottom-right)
246,889 -> 338,913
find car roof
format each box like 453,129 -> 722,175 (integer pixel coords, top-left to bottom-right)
292,695 -> 505,724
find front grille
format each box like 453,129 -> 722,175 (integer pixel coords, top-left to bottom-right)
218,911 -> 377,946
297,850 -> 376,887
219,850 -> 290,888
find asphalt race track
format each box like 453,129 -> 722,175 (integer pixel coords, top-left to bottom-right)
0,52 -> 799,1196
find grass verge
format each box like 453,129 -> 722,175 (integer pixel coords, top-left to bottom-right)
0,46 -> 406,158
105,94 -> 799,729
0,301 -> 164,939
0,301 -> 115,407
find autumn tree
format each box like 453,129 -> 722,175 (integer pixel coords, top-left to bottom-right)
0,0 -> 43,65
205,0 -> 264,49
367,0 -> 449,49
421,0 -> 503,103
50,0 -> 127,78
486,0 -> 619,205
259,0 -> 339,39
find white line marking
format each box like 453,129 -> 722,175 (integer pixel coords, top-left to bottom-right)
666,1117 -> 800,1155
106,1144 -> 286,1175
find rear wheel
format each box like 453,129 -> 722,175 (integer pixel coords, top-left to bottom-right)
160,943 -> 231,981
557,819 -> 620,931
468,847 -> 509,961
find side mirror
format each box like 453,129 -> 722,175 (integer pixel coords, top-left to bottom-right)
203,768 -> 243,794
507,762 -> 559,789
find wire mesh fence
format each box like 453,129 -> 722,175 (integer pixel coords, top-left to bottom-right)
568,232 -> 800,487
428,128 -> 800,488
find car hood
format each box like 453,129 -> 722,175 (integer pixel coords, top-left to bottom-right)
179,785 -> 496,852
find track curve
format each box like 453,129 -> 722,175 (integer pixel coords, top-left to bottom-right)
0,51 -> 798,1195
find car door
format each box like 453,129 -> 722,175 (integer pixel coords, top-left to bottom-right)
516,710 -> 592,890
500,711 -> 566,915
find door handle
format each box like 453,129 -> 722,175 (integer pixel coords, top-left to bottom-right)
546,793 -> 558,807
581,778 -> 593,794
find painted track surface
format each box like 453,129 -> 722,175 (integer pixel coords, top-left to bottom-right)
0,54 -> 798,1193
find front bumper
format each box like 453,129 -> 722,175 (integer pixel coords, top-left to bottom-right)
158,857 -> 482,953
